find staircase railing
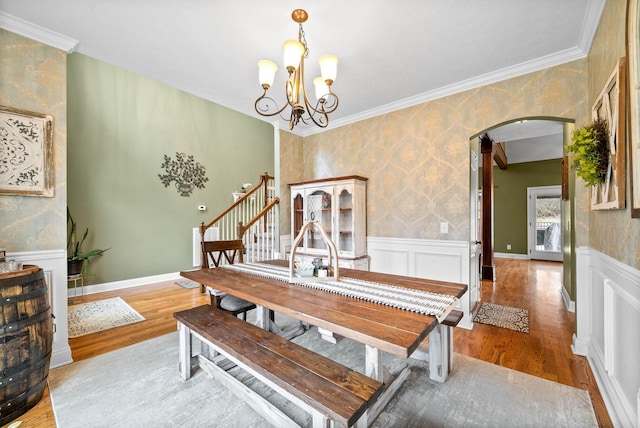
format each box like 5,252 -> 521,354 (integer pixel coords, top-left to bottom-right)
199,172 -> 279,268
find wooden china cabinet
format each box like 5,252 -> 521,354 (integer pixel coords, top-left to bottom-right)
289,175 -> 368,270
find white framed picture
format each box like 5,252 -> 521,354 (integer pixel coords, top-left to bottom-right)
0,105 -> 54,197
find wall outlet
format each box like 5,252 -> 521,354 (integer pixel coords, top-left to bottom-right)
507,244 -> 512,250
440,222 -> 448,234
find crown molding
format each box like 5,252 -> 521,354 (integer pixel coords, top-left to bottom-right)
301,45 -> 589,137
578,0 -> 606,54
0,12 -> 79,53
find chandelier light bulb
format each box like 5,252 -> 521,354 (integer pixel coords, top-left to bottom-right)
283,39 -> 304,72
313,77 -> 329,101
258,60 -> 278,89
319,54 -> 338,84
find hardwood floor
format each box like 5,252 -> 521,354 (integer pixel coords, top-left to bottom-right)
12,258 -> 612,427
454,258 -> 612,427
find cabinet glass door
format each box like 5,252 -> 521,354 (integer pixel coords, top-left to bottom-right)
292,194 -> 304,248
338,188 -> 354,254
305,189 -> 332,251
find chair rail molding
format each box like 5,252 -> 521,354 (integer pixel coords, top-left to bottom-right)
572,246 -> 640,428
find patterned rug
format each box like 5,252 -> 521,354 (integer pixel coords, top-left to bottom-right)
473,302 -> 530,333
68,297 -> 145,338
175,279 -> 200,289
49,324 -> 597,427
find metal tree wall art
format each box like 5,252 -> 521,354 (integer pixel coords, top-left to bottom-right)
158,152 -> 208,196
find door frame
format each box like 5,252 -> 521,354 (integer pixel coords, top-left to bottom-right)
468,137 -> 481,311
527,185 -> 563,261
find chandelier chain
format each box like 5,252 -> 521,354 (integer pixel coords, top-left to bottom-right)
298,24 -> 310,59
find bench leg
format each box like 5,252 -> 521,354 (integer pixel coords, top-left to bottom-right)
428,324 -> 453,383
312,411 -> 332,428
365,344 -> 411,424
178,321 -> 192,380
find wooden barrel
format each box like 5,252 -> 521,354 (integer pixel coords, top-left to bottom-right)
0,267 -> 52,426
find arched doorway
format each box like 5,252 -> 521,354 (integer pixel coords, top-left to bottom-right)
469,117 -> 575,309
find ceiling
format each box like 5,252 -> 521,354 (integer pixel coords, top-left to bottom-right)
485,120 -> 565,165
1,1 -> 603,155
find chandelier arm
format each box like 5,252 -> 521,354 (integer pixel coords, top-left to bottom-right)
307,112 -> 330,128
302,88 -> 339,116
255,91 -> 292,118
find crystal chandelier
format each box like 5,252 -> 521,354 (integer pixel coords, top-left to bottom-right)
254,9 -> 339,130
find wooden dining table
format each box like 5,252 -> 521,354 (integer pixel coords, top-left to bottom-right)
180,259 -> 467,419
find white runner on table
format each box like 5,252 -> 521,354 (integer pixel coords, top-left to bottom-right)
220,262 -> 459,323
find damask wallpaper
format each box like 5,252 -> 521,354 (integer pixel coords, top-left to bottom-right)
283,59 -> 589,244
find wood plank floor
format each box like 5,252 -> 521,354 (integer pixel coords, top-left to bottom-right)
11,258 -> 612,427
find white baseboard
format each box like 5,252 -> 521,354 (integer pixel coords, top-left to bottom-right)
494,252 -> 529,259
71,271 -> 182,297
561,284 -> 575,313
574,247 -> 640,428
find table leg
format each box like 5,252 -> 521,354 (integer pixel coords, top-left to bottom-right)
255,305 -> 270,329
427,324 -> 453,383
365,345 -> 382,381
255,305 -> 306,340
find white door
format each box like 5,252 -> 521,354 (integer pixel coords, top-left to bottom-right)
528,185 -> 562,261
468,146 -> 481,309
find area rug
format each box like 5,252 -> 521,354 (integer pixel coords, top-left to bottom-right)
474,302 -> 530,333
49,316 -> 596,427
175,279 -> 200,289
67,297 -> 145,338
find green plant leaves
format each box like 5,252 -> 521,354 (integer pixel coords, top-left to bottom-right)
566,119 -> 609,186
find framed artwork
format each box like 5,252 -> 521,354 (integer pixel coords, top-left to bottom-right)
590,58 -> 626,210
628,0 -> 640,217
0,106 -> 54,197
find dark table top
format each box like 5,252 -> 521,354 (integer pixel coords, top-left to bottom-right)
181,260 -> 467,358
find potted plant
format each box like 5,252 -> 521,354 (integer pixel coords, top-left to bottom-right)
566,118 -> 609,186
67,208 -> 109,276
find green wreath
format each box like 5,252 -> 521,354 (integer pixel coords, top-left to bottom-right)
566,119 -> 609,186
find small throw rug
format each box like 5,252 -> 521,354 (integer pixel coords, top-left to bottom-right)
474,302 -> 530,333
49,315 -> 597,427
175,279 -> 200,289
67,297 -> 145,338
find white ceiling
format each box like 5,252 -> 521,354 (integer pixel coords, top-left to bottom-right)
1,0 -> 603,152
487,120 -> 565,164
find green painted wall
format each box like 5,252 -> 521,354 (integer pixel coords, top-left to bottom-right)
67,54 -> 274,284
481,159 -> 562,255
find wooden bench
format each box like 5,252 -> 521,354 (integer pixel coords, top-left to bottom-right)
174,305 -> 383,428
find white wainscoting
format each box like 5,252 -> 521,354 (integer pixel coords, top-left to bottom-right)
6,249 -> 73,368
572,247 -> 640,428
367,237 -> 472,329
